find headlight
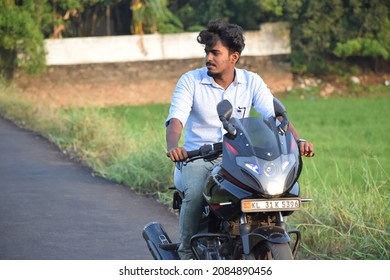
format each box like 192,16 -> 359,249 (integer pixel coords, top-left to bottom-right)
244,163 -> 260,174
264,179 -> 285,196
263,162 -> 278,177
237,155 -> 298,197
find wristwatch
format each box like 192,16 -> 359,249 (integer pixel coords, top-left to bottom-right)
296,138 -> 307,145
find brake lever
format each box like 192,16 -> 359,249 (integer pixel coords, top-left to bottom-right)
182,155 -> 202,165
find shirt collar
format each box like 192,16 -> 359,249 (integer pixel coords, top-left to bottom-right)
200,67 -> 247,87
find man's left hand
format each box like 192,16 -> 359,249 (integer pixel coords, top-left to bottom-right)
298,140 -> 315,157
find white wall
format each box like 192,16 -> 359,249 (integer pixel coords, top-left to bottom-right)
45,22 -> 290,66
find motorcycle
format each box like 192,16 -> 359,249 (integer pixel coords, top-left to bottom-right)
143,97 -> 311,260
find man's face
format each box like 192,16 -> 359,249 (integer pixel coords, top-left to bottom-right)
204,40 -> 237,79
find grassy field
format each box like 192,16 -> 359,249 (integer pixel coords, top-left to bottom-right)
0,81 -> 389,260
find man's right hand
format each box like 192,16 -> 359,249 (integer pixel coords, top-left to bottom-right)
166,147 -> 188,162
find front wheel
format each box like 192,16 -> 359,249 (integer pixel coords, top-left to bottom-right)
245,241 -> 293,260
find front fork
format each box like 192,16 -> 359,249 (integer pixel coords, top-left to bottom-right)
239,212 -> 301,258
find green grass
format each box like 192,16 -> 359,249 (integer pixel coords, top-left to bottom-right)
0,81 -> 389,259
281,92 -> 390,259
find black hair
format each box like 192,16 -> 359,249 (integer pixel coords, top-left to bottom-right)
197,19 -> 245,55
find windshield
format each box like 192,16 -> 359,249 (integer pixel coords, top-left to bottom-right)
233,117 -> 281,159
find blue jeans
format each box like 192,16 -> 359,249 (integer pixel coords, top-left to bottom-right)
177,159 -> 215,260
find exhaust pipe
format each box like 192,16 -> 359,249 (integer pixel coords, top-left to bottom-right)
142,222 -> 180,260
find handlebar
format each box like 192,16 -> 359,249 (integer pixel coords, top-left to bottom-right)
186,149 -> 202,158
182,143 -> 223,163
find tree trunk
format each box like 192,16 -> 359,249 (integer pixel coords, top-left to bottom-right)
106,5 -> 111,35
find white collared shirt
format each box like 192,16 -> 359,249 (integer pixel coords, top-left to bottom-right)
166,67 -> 275,151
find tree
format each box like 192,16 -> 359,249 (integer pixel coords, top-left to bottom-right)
282,0 -> 390,73
130,0 -> 183,54
1,0 -> 389,78
0,1 -> 46,77
168,0 -> 230,30
332,0 -> 390,71
131,0 -> 183,35
227,0 -> 284,29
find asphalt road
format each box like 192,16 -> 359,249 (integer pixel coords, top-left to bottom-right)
0,116 -> 179,260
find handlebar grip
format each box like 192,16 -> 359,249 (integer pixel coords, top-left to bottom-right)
186,149 -> 201,158
187,144 -> 215,159
173,144 -> 221,161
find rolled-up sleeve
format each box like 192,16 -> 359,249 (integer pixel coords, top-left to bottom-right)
165,73 -> 195,127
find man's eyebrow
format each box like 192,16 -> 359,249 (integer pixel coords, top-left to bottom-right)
204,47 -> 220,53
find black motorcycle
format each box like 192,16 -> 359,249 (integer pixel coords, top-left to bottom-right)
143,98 -> 311,260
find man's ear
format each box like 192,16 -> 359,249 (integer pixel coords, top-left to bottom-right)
231,52 -> 240,64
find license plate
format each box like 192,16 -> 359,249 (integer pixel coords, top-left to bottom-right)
241,198 -> 301,212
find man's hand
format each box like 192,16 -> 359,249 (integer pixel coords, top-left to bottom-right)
297,139 -> 315,157
167,147 -> 188,162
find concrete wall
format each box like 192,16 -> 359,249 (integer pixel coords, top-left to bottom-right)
45,22 -> 290,65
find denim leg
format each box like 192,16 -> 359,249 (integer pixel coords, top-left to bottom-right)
177,159 -> 214,259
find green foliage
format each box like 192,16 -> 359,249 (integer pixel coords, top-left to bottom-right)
282,0 -> 345,73
334,38 -> 389,60
0,0 -> 88,76
168,0 -> 287,31
141,0 -> 183,33
167,0 -> 389,74
186,25 -> 204,32
0,2 -> 46,76
239,0 -> 284,23
258,0 -> 283,16
168,0 -> 231,30
2,0 -> 390,77
283,0 -> 390,74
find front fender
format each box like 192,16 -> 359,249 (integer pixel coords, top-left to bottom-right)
241,226 -> 290,255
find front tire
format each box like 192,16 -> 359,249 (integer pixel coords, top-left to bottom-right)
246,241 -> 293,260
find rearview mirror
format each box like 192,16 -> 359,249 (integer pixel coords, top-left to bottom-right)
217,99 -> 233,121
217,100 -> 236,136
273,97 -> 289,135
273,97 -> 287,117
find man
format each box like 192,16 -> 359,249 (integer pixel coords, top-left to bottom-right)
165,19 -> 314,259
